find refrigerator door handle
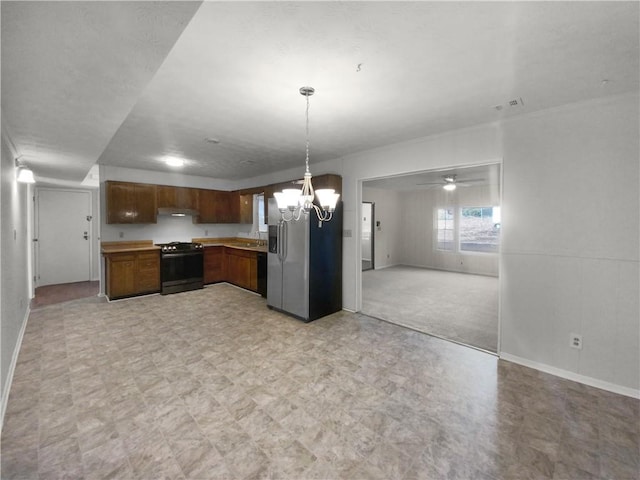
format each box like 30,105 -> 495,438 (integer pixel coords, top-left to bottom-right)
277,221 -> 284,262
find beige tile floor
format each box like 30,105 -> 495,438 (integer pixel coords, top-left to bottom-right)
1,283 -> 638,479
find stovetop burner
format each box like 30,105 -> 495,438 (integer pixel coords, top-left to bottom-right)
156,241 -> 203,253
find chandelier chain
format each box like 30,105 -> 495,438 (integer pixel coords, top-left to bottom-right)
305,91 -> 310,173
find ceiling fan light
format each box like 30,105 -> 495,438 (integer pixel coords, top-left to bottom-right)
443,183 -> 456,191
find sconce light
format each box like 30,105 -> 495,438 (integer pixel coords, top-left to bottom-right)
15,158 -> 35,184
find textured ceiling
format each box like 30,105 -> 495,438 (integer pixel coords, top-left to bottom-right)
2,1 -> 638,184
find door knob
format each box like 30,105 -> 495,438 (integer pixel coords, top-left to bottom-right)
83,232 -> 89,240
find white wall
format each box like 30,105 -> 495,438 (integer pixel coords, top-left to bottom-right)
499,94 -> 639,394
1,132 -> 32,425
362,187 -> 402,269
340,93 -> 639,395
399,184 -> 500,276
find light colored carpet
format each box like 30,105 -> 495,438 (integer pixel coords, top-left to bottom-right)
362,266 -> 498,352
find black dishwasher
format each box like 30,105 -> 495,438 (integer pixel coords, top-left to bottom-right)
257,252 -> 267,297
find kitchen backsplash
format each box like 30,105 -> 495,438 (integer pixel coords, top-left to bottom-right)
101,214 -> 252,244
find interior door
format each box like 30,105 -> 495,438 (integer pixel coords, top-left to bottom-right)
362,202 -> 374,271
37,188 -> 92,286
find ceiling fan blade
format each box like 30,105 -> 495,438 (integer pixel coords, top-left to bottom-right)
415,181 -> 444,186
456,177 -> 485,183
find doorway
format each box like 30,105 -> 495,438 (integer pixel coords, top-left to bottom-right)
36,188 -> 93,286
360,163 -> 501,353
362,202 -> 374,271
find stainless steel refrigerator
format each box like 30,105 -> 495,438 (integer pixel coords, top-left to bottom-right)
267,198 -> 342,322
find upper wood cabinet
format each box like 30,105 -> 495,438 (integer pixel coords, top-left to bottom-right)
106,181 -> 157,224
157,185 -> 198,210
194,189 -> 240,224
239,194 -> 253,224
312,174 -> 342,194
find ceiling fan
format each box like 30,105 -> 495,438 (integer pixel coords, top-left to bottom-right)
417,174 -> 485,191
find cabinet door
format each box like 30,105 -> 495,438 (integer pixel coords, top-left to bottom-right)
225,250 -> 253,290
106,181 -> 135,224
239,194 -> 253,224
157,186 -> 198,210
106,181 -> 157,224
107,253 -> 136,298
226,191 -> 241,223
204,246 -> 225,283
214,191 -> 234,223
134,184 -> 157,223
195,189 -> 216,223
135,251 -> 160,293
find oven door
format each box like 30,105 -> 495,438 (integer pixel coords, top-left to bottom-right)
161,251 -> 204,294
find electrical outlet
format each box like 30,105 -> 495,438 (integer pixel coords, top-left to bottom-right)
205,229 -> 209,236
119,231 -> 124,238
570,333 -> 583,350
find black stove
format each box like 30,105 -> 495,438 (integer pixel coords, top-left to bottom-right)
156,242 -> 204,294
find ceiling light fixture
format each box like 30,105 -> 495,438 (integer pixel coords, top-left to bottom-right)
165,157 -> 184,167
15,158 -> 35,184
274,87 -> 339,227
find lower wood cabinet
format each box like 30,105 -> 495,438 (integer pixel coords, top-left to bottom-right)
104,250 -> 160,300
204,246 -> 226,284
204,246 -> 259,293
226,248 -> 257,291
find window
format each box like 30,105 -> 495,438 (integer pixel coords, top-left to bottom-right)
459,206 -> 500,253
257,194 -> 268,232
436,208 -> 455,251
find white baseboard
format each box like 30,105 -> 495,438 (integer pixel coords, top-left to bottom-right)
1,306 -> 31,431
500,352 -> 640,399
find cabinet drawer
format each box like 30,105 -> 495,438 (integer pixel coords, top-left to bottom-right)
108,253 -> 136,263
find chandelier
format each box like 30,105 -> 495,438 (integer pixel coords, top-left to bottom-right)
273,86 -> 340,227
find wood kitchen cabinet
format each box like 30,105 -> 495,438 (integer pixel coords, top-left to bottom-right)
203,245 -> 265,295
239,194 -> 253,224
204,246 -> 226,284
157,185 -> 198,210
106,181 -> 157,224
195,190 -> 241,224
104,249 -> 160,300
135,251 -> 161,294
225,248 -> 257,291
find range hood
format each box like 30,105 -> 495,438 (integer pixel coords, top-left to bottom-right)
157,207 -> 199,217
